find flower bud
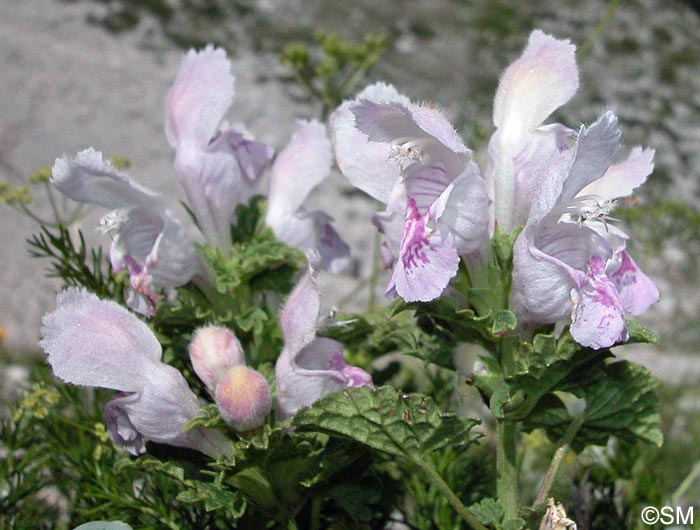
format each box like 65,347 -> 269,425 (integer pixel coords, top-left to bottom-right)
215,365 -> 272,432
189,326 -> 245,391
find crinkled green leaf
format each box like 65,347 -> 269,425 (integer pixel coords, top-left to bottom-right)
229,195 -> 266,244
502,517 -> 527,530
177,481 -> 246,514
468,497 -> 504,525
468,498 -> 525,530
198,196 -> 304,296
183,403 -> 227,432
321,310 -> 454,370
491,310 -> 517,335
390,295 -> 519,352
525,360 -> 662,451
626,319 -> 659,344
471,328 -> 608,422
234,306 -> 269,337
292,386 -> 481,462
199,235 -> 304,295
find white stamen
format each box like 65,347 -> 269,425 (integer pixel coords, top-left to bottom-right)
98,209 -> 128,236
560,195 -> 619,229
387,137 -> 432,168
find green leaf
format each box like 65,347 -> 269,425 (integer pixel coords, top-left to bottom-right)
73,523 -> 133,530
326,476 -> 383,522
467,498 -> 526,530
199,234 -> 304,295
502,517 -> 527,530
468,498 -> 503,525
492,227 -> 522,267
626,320 -> 659,344
389,294 -> 520,353
491,310 -> 517,335
27,226 -> 127,302
177,481 -> 246,514
292,386 -> 481,462
524,360 -> 662,451
320,310 -> 454,370
229,195 -> 266,244
485,330 -> 608,421
182,403 -> 227,431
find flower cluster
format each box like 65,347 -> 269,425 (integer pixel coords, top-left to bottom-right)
331,29 -> 658,349
40,47 -> 368,456
38,29 -> 658,461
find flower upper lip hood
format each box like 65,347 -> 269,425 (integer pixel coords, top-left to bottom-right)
51,148 -> 202,317
168,46 -> 349,270
265,120 -> 351,274
511,111 -> 659,349
330,83 -> 489,302
39,288 -> 231,457
166,45 -> 274,253
486,29 -> 579,233
275,259 -> 372,420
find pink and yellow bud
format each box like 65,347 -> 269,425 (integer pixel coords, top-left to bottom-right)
215,365 -> 272,432
188,326 -> 245,391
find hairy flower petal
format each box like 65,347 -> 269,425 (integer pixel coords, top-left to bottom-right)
570,255 -> 628,349
40,288 -> 230,457
579,146 -> 655,202
165,45 -> 234,149
493,29 -> 578,139
275,268 -> 372,419
266,120 -> 331,227
40,288 -> 162,391
387,199 -> 459,302
51,148 -> 160,210
330,83 -> 408,202
608,251 -> 659,315
488,29 -> 579,231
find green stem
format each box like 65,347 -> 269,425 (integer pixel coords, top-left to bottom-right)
368,231 -> 381,309
533,416 -> 583,509
417,460 -> 489,530
44,181 -> 62,225
671,459 -> 700,505
310,497 -> 321,530
578,0 -> 621,59
496,419 -> 518,520
16,201 -> 51,226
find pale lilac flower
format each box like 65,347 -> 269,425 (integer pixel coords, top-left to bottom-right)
166,46 -> 274,252
39,288 -> 231,457
275,263 -> 372,419
51,149 -> 201,317
486,29 -> 579,232
511,112 -> 658,349
331,84 -> 489,302
265,120 -> 350,273
188,325 -> 272,431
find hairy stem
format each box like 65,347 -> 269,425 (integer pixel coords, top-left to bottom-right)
533,415 -> 583,509
368,231 -> 381,309
417,460 -> 489,530
497,418 -> 518,520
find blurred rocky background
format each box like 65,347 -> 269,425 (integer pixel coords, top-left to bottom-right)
1,0 -> 700,511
